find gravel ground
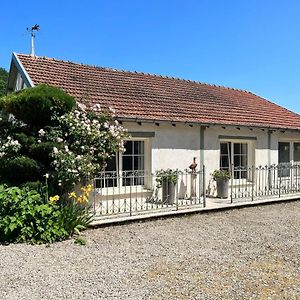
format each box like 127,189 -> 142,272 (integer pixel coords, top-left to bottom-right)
1,201 -> 300,300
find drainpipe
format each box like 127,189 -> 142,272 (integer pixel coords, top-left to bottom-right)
267,130 -> 272,190
200,126 -> 205,199
199,126 -> 205,170
267,130 -> 272,167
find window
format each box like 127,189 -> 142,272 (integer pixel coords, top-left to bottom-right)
96,140 -> 146,188
220,142 -> 249,179
278,142 -> 290,165
294,143 -> 300,163
14,73 -> 24,91
278,141 -> 300,177
122,141 -> 145,186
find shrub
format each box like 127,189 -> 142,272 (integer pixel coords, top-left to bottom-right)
21,180 -> 44,192
0,185 -> 92,244
58,201 -> 92,236
0,185 -> 67,244
14,132 -> 36,152
0,156 -> 42,185
29,141 -> 55,166
41,107 -> 127,193
1,84 -> 76,126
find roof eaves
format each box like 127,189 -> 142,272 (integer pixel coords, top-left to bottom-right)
117,116 -> 300,132
12,52 -> 35,88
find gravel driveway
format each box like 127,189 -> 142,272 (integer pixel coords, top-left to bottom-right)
1,201 -> 300,300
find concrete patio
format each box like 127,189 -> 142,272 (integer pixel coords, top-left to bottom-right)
91,193 -> 300,226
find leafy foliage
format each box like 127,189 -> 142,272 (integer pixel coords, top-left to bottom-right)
0,85 -> 126,194
0,67 -> 8,98
155,169 -> 179,187
58,200 -> 92,236
0,185 -> 66,244
0,185 -> 92,244
42,108 -> 127,192
212,169 -> 230,181
0,84 -> 125,244
74,236 -> 87,246
0,156 -> 42,185
0,84 -> 76,126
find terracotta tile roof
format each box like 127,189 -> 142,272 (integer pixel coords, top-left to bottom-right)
16,53 -> 300,130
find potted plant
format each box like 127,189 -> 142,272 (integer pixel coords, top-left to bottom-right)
156,169 -> 179,204
212,170 -> 230,198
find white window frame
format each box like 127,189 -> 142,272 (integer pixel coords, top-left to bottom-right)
99,138 -> 151,191
278,140 -> 300,179
278,140 -> 300,165
219,139 -> 255,182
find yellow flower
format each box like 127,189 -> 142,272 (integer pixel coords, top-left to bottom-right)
80,184 -> 93,193
49,195 -> 60,204
82,195 -> 88,203
68,192 -> 77,199
77,196 -> 83,204
77,195 -> 88,204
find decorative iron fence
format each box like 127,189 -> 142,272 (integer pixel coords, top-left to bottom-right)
230,164 -> 300,201
91,164 -> 300,219
92,168 -> 206,218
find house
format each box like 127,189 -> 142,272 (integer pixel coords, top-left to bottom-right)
7,52 -> 300,202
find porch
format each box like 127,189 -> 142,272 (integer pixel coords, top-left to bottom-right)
91,165 -> 300,224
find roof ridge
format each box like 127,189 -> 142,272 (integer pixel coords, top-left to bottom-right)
15,53 -> 251,94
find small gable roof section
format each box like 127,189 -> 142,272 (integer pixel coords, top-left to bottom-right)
13,53 -> 300,131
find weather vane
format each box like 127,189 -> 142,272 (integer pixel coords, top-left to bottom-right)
26,24 -> 40,57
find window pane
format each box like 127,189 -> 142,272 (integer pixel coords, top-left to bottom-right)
234,143 -> 241,154
278,142 -> 290,164
134,156 -> 144,171
220,143 -> 228,155
123,156 -> 133,171
294,143 -> 300,162
122,140 -> 145,186
241,144 -> 248,155
240,170 -> 247,179
241,155 -> 248,167
96,156 -> 118,188
105,156 -> 117,171
220,142 -> 231,170
234,155 -> 240,167
220,156 -> 229,170
134,141 -> 144,155
124,141 -> 133,155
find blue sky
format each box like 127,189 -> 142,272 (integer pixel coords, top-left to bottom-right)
1,0 -> 300,113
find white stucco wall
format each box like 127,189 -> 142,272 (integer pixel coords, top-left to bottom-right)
124,122 -> 201,172
122,121 -> 300,194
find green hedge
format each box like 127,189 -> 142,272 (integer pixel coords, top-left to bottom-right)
0,156 -> 42,185
1,84 -> 76,126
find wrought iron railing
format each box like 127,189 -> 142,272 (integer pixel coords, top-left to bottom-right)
91,164 -> 300,219
92,168 -> 206,217
230,164 -> 300,201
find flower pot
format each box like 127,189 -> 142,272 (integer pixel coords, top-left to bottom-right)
216,178 -> 229,198
162,180 -> 176,204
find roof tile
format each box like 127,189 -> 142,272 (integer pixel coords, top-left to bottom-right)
16,53 -> 300,130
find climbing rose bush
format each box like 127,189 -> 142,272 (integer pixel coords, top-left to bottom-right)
0,136 -> 21,158
40,106 -> 127,191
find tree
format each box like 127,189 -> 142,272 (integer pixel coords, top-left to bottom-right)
0,68 -> 8,97
0,84 -> 127,194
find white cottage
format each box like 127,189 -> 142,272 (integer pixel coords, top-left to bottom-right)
7,53 -> 300,208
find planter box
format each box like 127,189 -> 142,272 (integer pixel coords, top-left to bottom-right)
162,180 -> 176,204
216,178 -> 229,198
